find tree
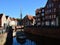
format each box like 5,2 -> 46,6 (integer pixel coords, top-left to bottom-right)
16,18 -> 23,25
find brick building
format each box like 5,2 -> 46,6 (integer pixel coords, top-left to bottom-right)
45,0 -> 60,26
36,8 -> 45,26
36,0 -> 60,27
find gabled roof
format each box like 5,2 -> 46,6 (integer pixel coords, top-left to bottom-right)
27,15 -> 33,20
6,16 -> 9,19
23,15 -> 35,21
0,14 -> 3,19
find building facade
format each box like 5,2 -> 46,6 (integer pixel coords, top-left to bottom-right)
0,14 -> 6,27
45,0 -> 60,26
36,0 -> 60,27
36,8 -> 45,26
9,18 -> 17,26
23,15 -> 36,26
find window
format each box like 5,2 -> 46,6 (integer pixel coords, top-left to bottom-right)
38,19 -> 40,21
47,4 -> 51,8
47,10 -> 49,13
42,22 -> 44,26
42,9 -> 44,12
49,15 -> 51,19
42,18 -> 45,20
59,5 -> 60,8
46,10 -> 51,14
42,13 -> 44,16
53,0 -> 57,1
36,19 -> 38,22
54,15 -> 56,18
56,17 -> 58,26
49,10 -> 51,13
47,5 -> 49,8
49,4 -> 52,8
51,21 -> 55,26
45,21 -> 50,26
37,23 -> 41,25
49,9 -> 51,13
52,3 -> 54,7
54,8 -> 56,12
39,11 -> 41,13
52,15 -> 54,18
45,11 -> 47,14
45,16 -> 48,19
37,14 -> 40,17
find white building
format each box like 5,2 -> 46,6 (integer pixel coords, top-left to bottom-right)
0,13 -> 6,27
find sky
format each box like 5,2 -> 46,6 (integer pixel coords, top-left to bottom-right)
0,0 -> 47,18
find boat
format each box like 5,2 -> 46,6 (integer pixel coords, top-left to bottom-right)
16,31 -> 26,40
16,37 -> 26,44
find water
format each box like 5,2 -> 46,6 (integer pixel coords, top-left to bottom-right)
12,34 -> 60,45
4,32 -> 60,45
13,37 -> 36,45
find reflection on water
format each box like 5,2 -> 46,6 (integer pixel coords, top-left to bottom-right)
5,32 -> 60,45
5,35 -> 60,45
13,37 -> 36,45
4,26 -> 13,45
4,28 -> 60,45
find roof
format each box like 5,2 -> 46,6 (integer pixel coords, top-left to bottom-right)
26,15 -> 34,20
0,14 -> 3,19
6,16 -> 9,19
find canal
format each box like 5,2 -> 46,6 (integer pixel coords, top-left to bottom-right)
4,32 -> 60,45
13,33 -> 60,45
4,26 -> 60,45
13,37 -> 36,45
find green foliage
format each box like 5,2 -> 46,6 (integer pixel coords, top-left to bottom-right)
16,18 -> 21,21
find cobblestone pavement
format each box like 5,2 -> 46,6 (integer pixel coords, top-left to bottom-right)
0,33 -> 7,45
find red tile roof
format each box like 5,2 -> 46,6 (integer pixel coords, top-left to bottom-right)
26,15 -> 35,20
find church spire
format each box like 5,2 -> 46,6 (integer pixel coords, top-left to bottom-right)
20,8 -> 22,20
19,8 -> 23,25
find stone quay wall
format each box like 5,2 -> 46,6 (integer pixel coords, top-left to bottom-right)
24,26 -> 60,39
